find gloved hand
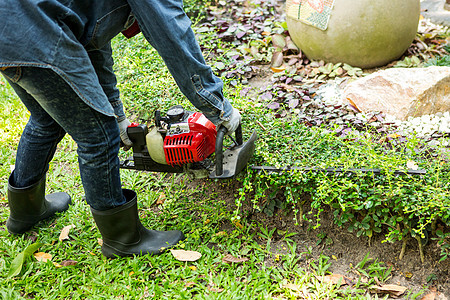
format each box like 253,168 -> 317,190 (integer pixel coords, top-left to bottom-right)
220,108 -> 241,134
118,119 -> 133,151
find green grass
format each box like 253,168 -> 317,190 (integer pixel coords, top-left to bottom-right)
1,17 -> 445,300
0,65 -> 347,299
1,44 -> 427,300
0,94 -> 386,298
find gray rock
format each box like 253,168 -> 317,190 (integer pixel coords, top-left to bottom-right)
421,0 -> 450,27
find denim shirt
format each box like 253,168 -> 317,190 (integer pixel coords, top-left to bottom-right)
0,0 -> 232,124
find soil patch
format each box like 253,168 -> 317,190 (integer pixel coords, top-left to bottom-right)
191,179 -> 450,298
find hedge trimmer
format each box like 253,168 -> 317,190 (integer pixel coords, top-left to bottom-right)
120,105 -> 257,179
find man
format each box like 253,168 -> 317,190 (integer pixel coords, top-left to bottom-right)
0,0 -> 241,258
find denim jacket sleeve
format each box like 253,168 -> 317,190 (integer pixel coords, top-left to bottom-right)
126,0 -> 233,125
87,42 -> 126,122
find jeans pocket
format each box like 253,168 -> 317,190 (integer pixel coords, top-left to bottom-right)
1,67 -> 22,83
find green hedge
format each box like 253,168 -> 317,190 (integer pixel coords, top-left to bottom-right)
237,118 -> 450,261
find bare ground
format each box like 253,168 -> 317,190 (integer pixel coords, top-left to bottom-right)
189,178 -> 450,299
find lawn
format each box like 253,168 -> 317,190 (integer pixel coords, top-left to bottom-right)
1,0 -> 450,299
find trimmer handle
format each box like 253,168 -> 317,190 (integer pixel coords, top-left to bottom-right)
215,123 -> 243,177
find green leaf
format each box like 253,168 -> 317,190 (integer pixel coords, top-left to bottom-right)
411,56 -> 421,65
214,62 -> 226,70
332,63 -> 342,70
7,252 -> 25,278
7,242 -> 43,278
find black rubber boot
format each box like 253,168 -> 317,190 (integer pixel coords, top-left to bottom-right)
91,189 -> 185,258
6,172 -> 72,234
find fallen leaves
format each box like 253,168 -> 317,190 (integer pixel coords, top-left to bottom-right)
232,219 -> 244,229
185,281 -> 196,288
60,260 -> 78,267
346,98 -> 362,113
59,224 -> 76,242
370,284 -> 408,297
7,223 -> 83,278
421,292 -> 436,300
215,231 -> 228,237
34,252 -> 52,262
156,193 -> 166,205
208,287 -> 224,293
315,274 -> 348,286
170,250 -> 202,262
222,254 -> 248,264
7,242 -> 43,278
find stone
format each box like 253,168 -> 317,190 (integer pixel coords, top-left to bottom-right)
286,0 -> 420,68
421,0 -> 450,27
341,66 -> 450,121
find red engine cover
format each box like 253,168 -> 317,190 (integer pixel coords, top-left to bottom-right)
163,112 -> 216,166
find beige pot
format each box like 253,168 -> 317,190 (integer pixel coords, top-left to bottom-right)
286,0 -> 420,68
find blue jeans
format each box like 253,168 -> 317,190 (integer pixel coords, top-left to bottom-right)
0,0 -> 233,126
2,67 -> 125,211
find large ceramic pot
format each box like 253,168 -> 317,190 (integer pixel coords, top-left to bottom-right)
286,0 -> 420,68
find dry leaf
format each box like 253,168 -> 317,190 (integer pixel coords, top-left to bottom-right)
53,262 -> 62,268
346,98 -> 362,113
421,292 -> 436,300
316,274 -> 347,285
34,252 -> 52,262
156,193 -> 166,205
59,224 -> 76,242
222,254 -> 249,264
185,281 -> 196,288
271,51 -> 284,68
232,219 -> 244,229
407,160 -> 419,170
271,64 -> 287,73
170,250 -> 202,262
387,133 -> 402,139
215,231 -> 227,237
208,287 -> 224,293
60,260 -> 78,267
371,284 -> 408,297
97,238 -> 103,246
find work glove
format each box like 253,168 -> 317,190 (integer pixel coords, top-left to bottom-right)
118,119 -> 133,151
220,108 -> 241,134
